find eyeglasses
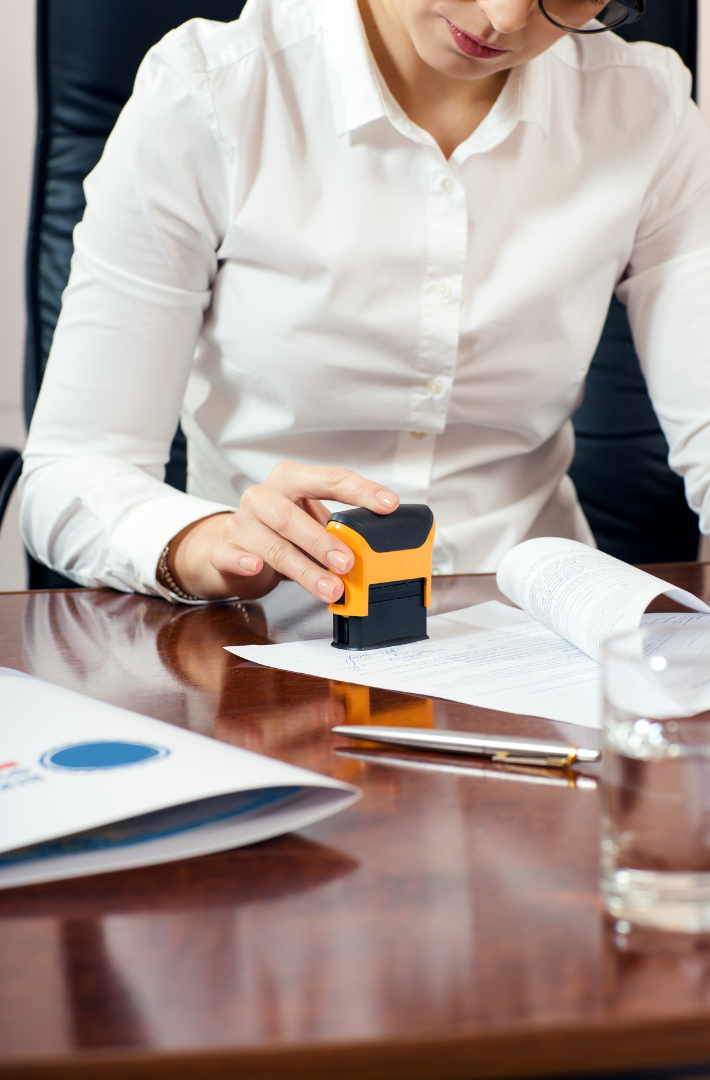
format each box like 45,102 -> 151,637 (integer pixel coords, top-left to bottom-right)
538,0 -> 645,34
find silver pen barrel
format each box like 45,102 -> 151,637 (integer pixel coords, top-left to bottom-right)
331,725 -> 601,766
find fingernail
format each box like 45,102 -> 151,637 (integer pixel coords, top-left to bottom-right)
375,490 -> 397,508
238,556 -> 259,572
317,577 -> 340,600
327,549 -> 351,572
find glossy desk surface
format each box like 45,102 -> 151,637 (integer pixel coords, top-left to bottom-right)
2,567 -> 710,1079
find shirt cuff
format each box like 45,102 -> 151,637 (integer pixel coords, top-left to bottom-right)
110,490 -> 236,601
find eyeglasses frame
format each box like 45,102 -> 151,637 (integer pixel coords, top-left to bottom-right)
538,0 -> 645,35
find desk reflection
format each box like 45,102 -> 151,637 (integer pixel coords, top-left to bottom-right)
39,838 -> 359,1051
61,919 -> 149,1049
606,918 -> 710,1019
20,590 -> 272,736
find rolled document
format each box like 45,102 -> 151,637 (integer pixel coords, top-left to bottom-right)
496,537 -> 710,662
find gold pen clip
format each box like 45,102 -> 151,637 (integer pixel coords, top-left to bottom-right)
491,749 -> 577,768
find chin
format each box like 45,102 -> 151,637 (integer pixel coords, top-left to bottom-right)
419,43 -> 508,79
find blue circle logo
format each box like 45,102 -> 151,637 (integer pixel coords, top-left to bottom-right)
41,741 -> 169,771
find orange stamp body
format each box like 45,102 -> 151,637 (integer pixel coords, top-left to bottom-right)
327,505 -> 435,651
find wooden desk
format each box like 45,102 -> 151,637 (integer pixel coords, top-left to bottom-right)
2,567 -> 710,1080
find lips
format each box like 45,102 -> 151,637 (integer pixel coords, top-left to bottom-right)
445,20 -> 510,59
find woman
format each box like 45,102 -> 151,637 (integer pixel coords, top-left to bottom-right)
20,0 -> 710,605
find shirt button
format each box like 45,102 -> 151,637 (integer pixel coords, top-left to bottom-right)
441,177 -> 455,193
435,281 -> 451,299
427,378 -> 444,397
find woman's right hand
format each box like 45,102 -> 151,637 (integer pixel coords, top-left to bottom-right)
165,460 -> 400,603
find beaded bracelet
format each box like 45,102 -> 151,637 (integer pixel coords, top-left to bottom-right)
156,544 -> 203,603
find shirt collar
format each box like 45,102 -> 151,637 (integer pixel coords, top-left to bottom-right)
451,50 -> 551,162
518,45 -> 552,139
323,0 -> 552,147
322,0 -> 388,136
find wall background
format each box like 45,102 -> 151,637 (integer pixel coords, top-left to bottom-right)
0,0 -> 35,591
1,4 -> 710,590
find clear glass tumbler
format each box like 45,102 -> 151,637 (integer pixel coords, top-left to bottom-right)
601,625 -> 710,933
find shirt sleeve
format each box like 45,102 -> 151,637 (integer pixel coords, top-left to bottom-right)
617,76 -> 710,537
20,26 -> 237,597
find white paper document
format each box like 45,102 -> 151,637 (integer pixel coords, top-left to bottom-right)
0,668 -> 359,889
227,538 -> 710,730
229,600 -> 607,726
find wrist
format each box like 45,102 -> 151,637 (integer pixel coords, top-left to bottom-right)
164,513 -> 233,600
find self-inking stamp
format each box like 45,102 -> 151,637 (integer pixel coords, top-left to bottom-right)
326,504 -> 435,651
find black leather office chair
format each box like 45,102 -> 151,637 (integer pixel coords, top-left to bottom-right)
0,450 -> 22,538
0,0 -> 701,585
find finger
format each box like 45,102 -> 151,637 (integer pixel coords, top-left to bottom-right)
207,545 -> 282,603
301,498 -> 332,527
241,491 -> 355,575
269,462 -> 399,515
229,516 -> 345,603
210,545 -> 264,577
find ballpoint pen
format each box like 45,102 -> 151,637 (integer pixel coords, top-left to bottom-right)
331,725 -> 601,768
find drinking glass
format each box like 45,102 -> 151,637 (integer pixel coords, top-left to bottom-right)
601,625 -> 710,933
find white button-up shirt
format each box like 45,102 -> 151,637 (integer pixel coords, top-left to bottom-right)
21,0 -> 710,597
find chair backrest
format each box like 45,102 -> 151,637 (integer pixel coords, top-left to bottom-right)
0,450 -> 22,530
569,1 -> 700,564
25,0 -> 244,587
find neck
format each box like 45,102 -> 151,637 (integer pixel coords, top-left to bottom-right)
358,0 -> 509,158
